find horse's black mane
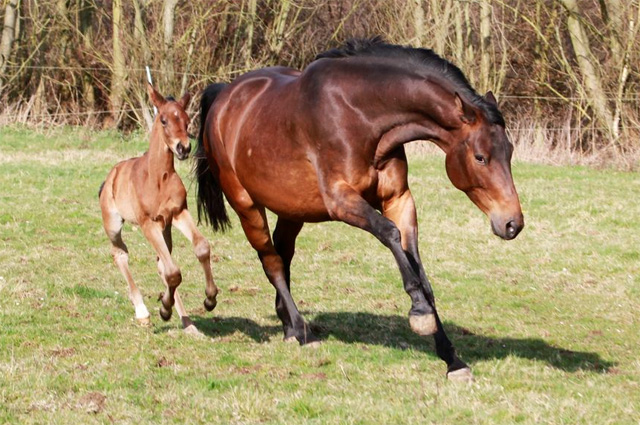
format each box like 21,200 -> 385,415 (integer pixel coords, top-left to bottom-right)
315,36 -> 505,126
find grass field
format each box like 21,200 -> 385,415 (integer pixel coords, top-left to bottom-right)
0,127 -> 639,424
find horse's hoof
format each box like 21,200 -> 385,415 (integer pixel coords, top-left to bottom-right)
136,316 -> 152,327
183,324 -> 203,337
447,367 -> 474,383
159,305 -> 172,321
204,297 -> 217,312
409,314 -> 437,336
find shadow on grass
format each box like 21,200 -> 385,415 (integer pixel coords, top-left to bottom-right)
189,311 -> 614,373
188,315 -> 281,343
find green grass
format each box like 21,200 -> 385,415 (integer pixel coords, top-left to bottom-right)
1,126 -> 639,424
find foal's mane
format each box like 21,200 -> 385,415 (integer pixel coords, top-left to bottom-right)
315,36 -> 505,126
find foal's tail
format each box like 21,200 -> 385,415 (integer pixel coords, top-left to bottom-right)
194,83 -> 231,232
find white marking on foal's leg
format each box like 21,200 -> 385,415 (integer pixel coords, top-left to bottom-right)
134,303 -> 151,323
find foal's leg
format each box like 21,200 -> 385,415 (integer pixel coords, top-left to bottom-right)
140,220 -> 181,321
102,210 -> 150,325
155,224 -> 198,332
172,209 -> 219,313
272,218 -> 304,341
382,190 -> 471,380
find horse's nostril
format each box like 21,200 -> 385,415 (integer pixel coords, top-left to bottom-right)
506,220 -> 517,238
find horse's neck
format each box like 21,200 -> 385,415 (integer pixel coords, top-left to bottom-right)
147,124 -> 175,179
368,75 -> 461,162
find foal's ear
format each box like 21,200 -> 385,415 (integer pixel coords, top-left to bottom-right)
484,91 -> 498,106
178,92 -> 191,109
147,83 -> 166,108
455,92 -> 476,124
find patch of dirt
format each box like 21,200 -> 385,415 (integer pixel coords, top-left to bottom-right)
50,347 -> 76,358
233,365 -> 262,375
606,367 -> 622,375
300,372 -> 327,380
156,356 -> 175,368
76,391 -> 106,414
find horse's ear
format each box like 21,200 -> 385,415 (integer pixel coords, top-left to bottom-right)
455,92 -> 476,124
484,91 -> 498,106
178,92 -> 191,109
147,83 -> 166,109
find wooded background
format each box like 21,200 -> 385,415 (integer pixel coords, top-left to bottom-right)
0,0 -> 638,166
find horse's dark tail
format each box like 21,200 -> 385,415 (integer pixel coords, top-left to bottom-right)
194,83 -> 231,232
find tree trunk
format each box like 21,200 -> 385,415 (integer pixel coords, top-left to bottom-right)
0,0 -> 19,89
479,1 -> 492,93
413,0 -> 424,45
133,0 -> 151,65
79,0 -> 95,116
243,0 -> 257,67
162,0 -> 179,88
558,0 -> 614,137
268,0 -> 291,58
109,0 -> 126,128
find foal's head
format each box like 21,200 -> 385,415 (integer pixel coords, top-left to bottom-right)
444,92 -> 524,240
148,83 -> 192,160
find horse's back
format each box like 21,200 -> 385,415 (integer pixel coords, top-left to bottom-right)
209,67 -> 332,221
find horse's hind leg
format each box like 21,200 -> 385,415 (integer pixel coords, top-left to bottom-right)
172,209 -> 219,313
141,220 -> 181,322
102,210 -> 150,325
226,186 -> 317,345
272,218 -> 304,341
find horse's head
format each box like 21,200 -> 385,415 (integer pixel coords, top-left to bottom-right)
444,92 -> 524,240
147,83 -> 192,160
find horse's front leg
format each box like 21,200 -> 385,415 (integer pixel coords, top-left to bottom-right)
322,180 -> 435,331
382,189 -> 472,381
172,209 -> 219,313
141,220 -> 181,321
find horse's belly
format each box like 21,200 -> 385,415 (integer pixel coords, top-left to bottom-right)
234,155 -> 330,222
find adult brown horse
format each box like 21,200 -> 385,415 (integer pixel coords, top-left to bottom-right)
100,84 -> 218,333
195,38 -> 523,380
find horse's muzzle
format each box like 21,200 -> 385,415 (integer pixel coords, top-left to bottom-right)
175,142 -> 191,160
491,214 -> 524,240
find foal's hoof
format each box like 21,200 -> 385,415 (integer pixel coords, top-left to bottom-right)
204,297 -> 217,312
409,314 -> 437,336
447,367 -> 474,383
136,316 -> 152,327
159,305 -> 172,321
183,324 -> 204,337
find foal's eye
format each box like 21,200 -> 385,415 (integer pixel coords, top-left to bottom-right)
160,117 -> 167,127
474,154 -> 487,165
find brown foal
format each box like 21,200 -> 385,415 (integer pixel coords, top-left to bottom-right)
99,84 -> 218,332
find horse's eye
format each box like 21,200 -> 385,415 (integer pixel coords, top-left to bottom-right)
160,117 -> 167,127
474,154 -> 486,165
